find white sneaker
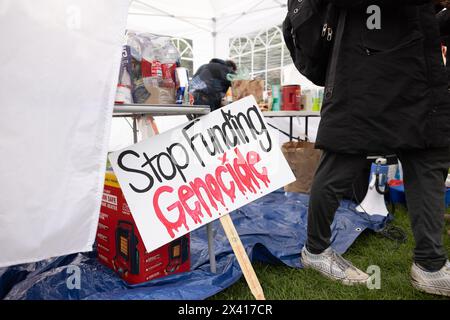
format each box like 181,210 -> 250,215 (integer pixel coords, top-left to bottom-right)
411,260 -> 450,297
301,246 -> 369,286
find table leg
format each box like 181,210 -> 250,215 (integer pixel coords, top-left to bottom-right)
289,117 -> 293,141
305,116 -> 309,141
132,116 -> 138,144
207,223 -> 217,273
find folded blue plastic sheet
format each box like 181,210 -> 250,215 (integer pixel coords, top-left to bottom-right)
0,190 -> 388,300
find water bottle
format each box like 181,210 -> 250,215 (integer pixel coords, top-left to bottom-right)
160,41 -> 179,89
175,67 -> 188,104
141,38 -> 162,90
271,85 -> 281,111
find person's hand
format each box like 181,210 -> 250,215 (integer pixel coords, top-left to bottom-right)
442,45 -> 447,65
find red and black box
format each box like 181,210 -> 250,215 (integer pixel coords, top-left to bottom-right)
96,171 -> 190,284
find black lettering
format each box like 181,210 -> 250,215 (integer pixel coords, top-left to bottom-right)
208,126 -> 228,153
236,111 -> 255,141
247,105 -> 272,152
201,133 -> 219,156
157,152 -> 177,181
225,110 -> 247,144
221,109 -> 239,147
182,120 -> 205,167
117,150 -> 154,193
167,143 -> 189,182
142,152 -> 162,183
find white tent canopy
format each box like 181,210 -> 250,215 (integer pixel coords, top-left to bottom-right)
126,0 -> 287,70
110,0 -> 322,152
110,0 -> 297,151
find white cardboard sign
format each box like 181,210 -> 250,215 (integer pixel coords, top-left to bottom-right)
109,96 -> 296,252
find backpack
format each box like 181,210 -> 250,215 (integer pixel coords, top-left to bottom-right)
282,0 -> 342,87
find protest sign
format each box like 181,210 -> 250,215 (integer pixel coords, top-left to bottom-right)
109,95 -> 296,252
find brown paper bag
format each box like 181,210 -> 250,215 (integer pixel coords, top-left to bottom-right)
282,141 -> 322,194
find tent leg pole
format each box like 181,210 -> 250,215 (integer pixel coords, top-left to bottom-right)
207,223 -> 217,273
212,18 -> 217,57
132,116 -> 138,144
305,116 -> 309,141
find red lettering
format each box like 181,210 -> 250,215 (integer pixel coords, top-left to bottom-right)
178,185 -> 203,224
247,151 -> 270,187
152,149 -> 271,239
189,178 -> 215,217
215,166 -> 237,203
205,174 -> 226,207
233,148 -> 260,193
225,162 -> 247,196
153,186 -> 188,238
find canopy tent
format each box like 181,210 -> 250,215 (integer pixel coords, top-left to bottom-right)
109,0 -> 322,152
0,0 -> 320,268
126,0 -> 288,70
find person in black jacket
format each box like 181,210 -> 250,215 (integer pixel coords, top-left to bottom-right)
190,58 -> 237,111
436,3 -> 450,249
437,5 -> 450,84
297,0 -> 450,296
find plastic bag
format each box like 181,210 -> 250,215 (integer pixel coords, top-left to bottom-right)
125,31 -> 180,104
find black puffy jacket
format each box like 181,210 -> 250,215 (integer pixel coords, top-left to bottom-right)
191,59 -> 234,111
308,0 -> 450,154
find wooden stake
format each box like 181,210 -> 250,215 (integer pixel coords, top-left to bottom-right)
134,121 -> 264,299
219,214 -> 266,300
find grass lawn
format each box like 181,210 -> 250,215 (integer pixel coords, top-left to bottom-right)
211,206 -> 450,300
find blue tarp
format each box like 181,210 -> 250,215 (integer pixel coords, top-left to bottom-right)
0,190 -> 388,300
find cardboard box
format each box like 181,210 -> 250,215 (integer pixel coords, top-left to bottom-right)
231,80 -> 264,104
144,86 -> 176,105
96,171 -> 190,284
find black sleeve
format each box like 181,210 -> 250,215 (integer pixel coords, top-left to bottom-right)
327,0 -> 431,8
437,9 -> 450,37
192,65 -> 205,79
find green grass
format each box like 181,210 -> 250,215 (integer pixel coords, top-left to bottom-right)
211,207 -> 450,300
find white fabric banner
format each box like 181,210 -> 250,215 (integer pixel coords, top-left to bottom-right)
0,0 -> 130,267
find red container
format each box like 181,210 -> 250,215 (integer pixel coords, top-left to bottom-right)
282,85 -> 302,111
97,171 -> 190,284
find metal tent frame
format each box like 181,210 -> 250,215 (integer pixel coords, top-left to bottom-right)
128,0 -> 287,58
